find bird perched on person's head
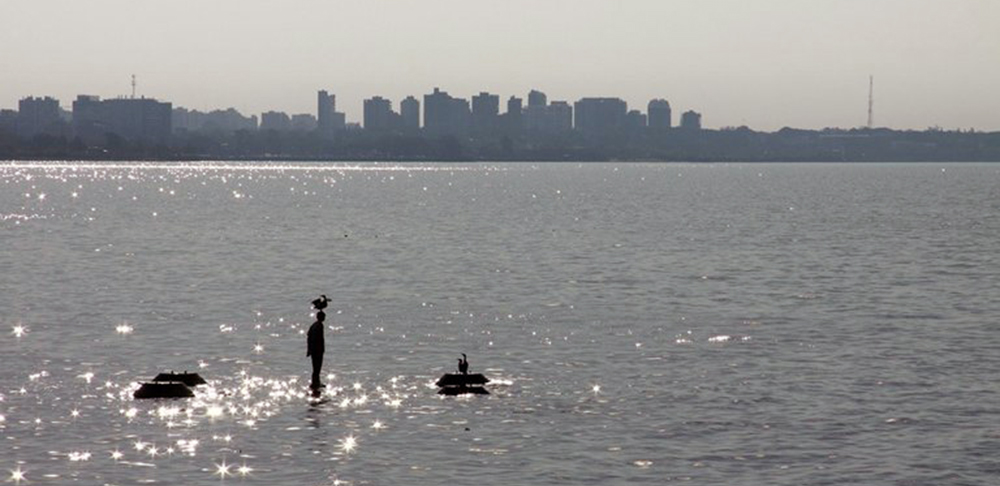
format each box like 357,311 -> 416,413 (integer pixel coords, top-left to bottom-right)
312,294 -> 329,310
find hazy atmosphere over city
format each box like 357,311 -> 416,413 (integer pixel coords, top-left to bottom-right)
3,0 -> 998,131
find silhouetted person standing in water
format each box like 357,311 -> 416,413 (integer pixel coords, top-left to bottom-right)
307,311 -> 326,389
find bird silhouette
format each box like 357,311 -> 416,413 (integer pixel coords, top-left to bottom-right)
458,353 -> 469,374
312,294 -> 329,310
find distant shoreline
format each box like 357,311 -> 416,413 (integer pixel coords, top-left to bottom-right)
5,127 -> 999,163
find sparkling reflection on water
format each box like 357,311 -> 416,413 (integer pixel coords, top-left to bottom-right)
2,161 -> 1000,485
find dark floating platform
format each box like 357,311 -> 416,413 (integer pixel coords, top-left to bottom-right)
152,372 -> 207,387
134,381 -> 195,399
438,385 -> 489,396
134,372 -> 207,399
436,373 -> 490,388
436,373 -> 491,395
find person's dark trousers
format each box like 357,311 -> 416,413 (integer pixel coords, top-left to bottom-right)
311,354 -> 323,387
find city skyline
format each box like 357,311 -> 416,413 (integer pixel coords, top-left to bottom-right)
2,1 -> 999,132
4,87 -> 699,131
5,87 -> 997,163
3,87 -> 702,138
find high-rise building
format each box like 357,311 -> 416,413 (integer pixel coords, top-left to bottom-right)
72,95 -> 104,140
625,110 -> 647,130
291,113 -> 318,131
574,98 -> 628,135
471,92 -> 500,135
18,96 -> 62,138
260,111 -> 292,131
363,96 -> 397,131
317,90 -> 335,126
0,109 -> 17,133
317,90 -> 345,136
72,95 -> 171,143
400,96 -> 420,130
423,88 -> 470,136
172,107 -> 257,133
506,96 -> 523,118
105,98 -> 172,142
524,92 -> 574,133
647,99 -> 672,129
547,101 -> 573,132
503,96 -> 523,135
680,110 -> 702,130
527,89 -> 547,108
524,90 -> 549,132
423,88 -> 448,133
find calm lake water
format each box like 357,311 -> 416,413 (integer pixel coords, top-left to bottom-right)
1,161 -> 999,485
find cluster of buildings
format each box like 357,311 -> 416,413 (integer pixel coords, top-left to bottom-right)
1,96 -> 66,139
173,107 -> 257,133
358,88 -> 702,137
0,88 -> 702,145
0,95 -> 173,143
7,91 -> 996,162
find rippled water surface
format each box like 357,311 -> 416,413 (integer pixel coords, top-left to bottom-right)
1,161 -> 999,485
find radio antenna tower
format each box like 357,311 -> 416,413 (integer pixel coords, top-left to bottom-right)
867,75 -> 874,129
131,74 -> 137,99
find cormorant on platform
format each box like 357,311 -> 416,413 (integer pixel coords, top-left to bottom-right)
437,354 -> 490,395
312,294 -> 330,310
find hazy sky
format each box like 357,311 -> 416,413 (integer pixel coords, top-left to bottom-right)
2,0 -> 998,131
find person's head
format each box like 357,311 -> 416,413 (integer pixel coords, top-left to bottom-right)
316,311 -> 326,321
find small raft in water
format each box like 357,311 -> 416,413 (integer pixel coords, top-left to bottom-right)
134,381 -> 195,399
436,373 -> 490,387
134,372 -> 207,399
438,385 -> 490,396
436,373 -> 490,395
152,372 -> 206,387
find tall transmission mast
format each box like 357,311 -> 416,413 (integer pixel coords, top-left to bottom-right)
131,74 -> 137,99
867,75 -> 874,129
